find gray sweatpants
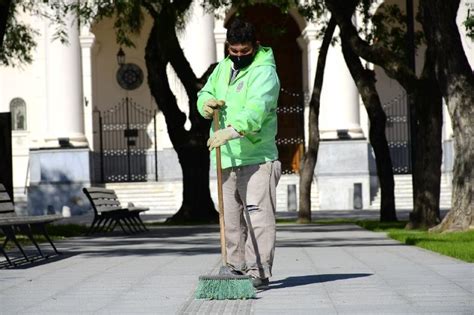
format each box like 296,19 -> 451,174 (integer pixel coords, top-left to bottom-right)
221,160 -> 281,279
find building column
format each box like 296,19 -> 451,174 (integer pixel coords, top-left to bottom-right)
213,8 -> 228,62
299,24 -> 319,96
319,26 -> 363,140
28,6 -> 91,216
44,8 -> 87,147
79,25 -> 96,150
298,24 -> 319,147
182,0 -> 216,77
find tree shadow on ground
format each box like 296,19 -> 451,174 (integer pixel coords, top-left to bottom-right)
269,273 -> 372,289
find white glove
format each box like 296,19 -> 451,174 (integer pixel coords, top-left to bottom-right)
207,127 -> 241,150
203,99 -> 225,119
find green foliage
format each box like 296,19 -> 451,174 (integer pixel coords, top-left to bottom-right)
0,0 -> 37,66
357,220 -> 474,263
0,18 -> 37,66
52,0 -> 146,48
361,3 -> 424,59
388,230 -> 474,263
204,0 -> 298,13
0,0 -> 195,65
464,12 -> 474,39
276,219 -> 474,262
355,219 -> 407,231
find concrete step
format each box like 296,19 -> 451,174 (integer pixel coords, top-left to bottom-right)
106,182 -> 181,214
370,174 -> 452,210
105,175 -> 321,214
276,174 -> 319,211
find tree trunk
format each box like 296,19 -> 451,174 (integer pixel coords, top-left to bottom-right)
0,0 -> 12,49
407,47 -> 443,229
298,18 -> 336,223
340,36 -> 397,222
145,19 -> 218,223
420,0 -> 474,232
327,0 -> 448,225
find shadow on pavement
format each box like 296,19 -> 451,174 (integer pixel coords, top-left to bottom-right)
269,273 -> 373,289
0,252 -> 77,270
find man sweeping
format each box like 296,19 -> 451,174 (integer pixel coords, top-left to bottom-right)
197,18 -> 281,289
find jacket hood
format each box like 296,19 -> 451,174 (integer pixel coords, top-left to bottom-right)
251,46 -> 276,68
226,46 -> 276,70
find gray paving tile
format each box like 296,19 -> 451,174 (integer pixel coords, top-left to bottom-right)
1,222 -> 473,314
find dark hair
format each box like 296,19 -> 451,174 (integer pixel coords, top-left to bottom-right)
226,18 -> 257,46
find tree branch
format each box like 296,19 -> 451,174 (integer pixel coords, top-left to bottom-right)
142,2 -> 159,20
298,17 -> 336,223
325,0 -> 418,92
156,5 -> 203,129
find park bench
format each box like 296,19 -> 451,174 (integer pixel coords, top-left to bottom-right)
0,183 -> 62,266
82,187 -> 149,235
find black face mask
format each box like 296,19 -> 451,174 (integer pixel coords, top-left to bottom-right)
229,53 -> 254,70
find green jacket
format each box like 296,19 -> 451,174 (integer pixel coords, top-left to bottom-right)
197,46 -> 280,169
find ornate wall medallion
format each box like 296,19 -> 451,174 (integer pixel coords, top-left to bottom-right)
116,63 -> 144,90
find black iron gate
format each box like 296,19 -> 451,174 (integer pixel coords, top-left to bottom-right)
383,93 -> 411,174
99,97 -> 158,182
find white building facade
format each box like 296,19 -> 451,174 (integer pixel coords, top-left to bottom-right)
1,1 -> 472,215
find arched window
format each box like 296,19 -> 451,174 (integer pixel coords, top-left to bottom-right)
10,98 -> 27,131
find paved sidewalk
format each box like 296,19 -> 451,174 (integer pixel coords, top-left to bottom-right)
0,222 -> 472,314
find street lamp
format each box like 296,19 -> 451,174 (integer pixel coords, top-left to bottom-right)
116,47 -> 126,66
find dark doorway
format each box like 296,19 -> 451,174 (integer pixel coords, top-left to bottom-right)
226,5 -> 304,174
0,112 -> 13,199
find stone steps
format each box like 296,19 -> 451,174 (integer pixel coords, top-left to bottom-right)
370,174 -> 452,210
106,182 -> 182,214
106,174 -> 320,215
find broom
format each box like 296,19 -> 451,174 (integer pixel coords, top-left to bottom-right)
194,110 -> 256,300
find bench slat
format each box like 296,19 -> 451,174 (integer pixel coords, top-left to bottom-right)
0,201 -> 15,213
0,211 -> 16,218
0,192 -> 11,201
92,199 -> 121,206
96,205 -> 124,212
0,214 -> 62,226
85,187 -> 115,194
88,192 -> 119,200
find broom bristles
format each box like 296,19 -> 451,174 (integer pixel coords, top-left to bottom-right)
195,275 -> 256,300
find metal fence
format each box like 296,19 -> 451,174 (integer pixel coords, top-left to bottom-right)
98,97 -> 158,182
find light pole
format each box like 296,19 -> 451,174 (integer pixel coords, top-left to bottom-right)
116,47 -> 126,67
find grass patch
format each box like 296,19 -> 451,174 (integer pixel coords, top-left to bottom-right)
276,218 -> 358,225
355,220 -> 408,231
354,220 -> 474,262
386,229 -> 474,263
276,218 -> 474,262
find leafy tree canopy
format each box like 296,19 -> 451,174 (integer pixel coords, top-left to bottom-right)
4,0 -> 469,68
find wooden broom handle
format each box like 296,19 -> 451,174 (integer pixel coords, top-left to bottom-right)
213,110 -> 227,265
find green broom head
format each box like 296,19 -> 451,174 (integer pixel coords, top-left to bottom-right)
195,274 -> 256,300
